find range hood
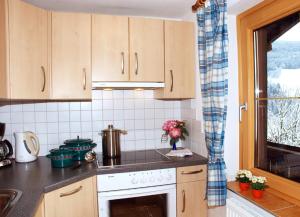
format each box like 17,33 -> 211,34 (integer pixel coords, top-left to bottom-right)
92,82 -> 165,89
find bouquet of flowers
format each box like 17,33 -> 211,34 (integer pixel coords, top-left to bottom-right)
162,120 -> 189,149
251,176 -> 267,190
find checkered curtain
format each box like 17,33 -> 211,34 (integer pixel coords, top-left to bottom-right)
197,0 -> 228,206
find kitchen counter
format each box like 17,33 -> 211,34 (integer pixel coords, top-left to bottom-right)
0,149 -> 207,217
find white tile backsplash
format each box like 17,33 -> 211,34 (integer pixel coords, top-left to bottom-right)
0,90 -> 182,155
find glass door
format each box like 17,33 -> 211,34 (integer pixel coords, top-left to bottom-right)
110,194 -> 167,217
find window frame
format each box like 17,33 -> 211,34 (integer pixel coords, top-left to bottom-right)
237,0 -> 300,201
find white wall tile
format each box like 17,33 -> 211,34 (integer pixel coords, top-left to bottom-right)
2,90 -> 182,156
59,111 -> 70,122
70,111 -> 81,121
35,112 -> 47,123
70,122 -> 81,133
23,104 -> 35,112
81,111 -> 92,121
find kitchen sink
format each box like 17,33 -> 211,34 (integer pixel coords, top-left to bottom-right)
0,189 -> 22,217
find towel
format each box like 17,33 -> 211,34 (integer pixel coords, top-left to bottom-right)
166,148 -> 193,157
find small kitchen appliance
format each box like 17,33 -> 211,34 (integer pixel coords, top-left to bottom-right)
100,125 -> 127,159
14,131 -> 40,163
0,123 -> 13,167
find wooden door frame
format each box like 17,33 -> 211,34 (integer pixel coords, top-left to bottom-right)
238,0 -> 300,200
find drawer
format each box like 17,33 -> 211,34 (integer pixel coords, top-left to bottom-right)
177,165 -> 207,183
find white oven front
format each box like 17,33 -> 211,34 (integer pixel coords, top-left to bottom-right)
98,184 -> 176,217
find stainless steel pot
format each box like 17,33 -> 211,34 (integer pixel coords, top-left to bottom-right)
100,125 -> 127,159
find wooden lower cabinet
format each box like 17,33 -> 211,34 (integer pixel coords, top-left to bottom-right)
44,177 -> 98,217
177,181 -> 207,217
177,165 -> 207,217
34,198 -> 45,217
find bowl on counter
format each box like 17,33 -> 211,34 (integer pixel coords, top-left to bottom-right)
46,148 -> 76,168
61,137 -> 97,161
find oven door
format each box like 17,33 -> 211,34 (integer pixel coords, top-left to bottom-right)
98,184 -> 176,217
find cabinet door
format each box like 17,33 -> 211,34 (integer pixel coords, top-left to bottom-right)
44,177 -> 98,217
155,21 -> 195,99
177,181 -> 207,217
92,15 -> 129,82
34,198 -> 45,217
9,0 -> 49,99
51,12 -> 91,100
129,17 -> 164,82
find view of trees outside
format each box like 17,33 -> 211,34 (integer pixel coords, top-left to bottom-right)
267,23 -> 300,147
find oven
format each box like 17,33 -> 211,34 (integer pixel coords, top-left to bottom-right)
97,168 -> 177,217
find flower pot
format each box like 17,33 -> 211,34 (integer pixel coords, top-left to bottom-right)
239,182 -> 250,191
252,189 -> 264,199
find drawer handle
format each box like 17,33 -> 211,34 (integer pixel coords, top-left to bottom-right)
181,169 -> 203,175
83,68 -> 87,90
60,186 -> 82,197
182,189 -> 186,213
41,66 -> 46,92
135,52 -> 139,75
170,70 -> 174,92
121,52 -> 125,74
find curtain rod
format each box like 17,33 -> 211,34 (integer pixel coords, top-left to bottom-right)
192,0 -> 206,12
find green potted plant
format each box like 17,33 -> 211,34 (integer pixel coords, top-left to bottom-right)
236,170 -> 252,191
251,176 -> 267,198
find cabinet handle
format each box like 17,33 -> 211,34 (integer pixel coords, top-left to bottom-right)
121,52 -> 125,75
135,52 -> 139,75
181,169 -> 203,175
83,68 -> 87,90
41,66 -> 46,92
170,70 -> 174,92
60,186 -> 83,197
182,190 -> 186,213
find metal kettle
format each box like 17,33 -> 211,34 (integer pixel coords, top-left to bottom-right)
100,125 -> 127,159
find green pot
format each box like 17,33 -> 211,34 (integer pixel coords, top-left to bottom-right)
62,137 -> 97,161
47,148 -> 76,168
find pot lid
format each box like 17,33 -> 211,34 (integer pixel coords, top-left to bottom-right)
48,148 -> 75,156
102,124 -> 122,132
64,136 -> 93,145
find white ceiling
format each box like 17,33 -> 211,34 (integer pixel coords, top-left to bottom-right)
23,0 -> 263,18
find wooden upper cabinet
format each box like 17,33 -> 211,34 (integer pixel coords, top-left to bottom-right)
155,21 -> 196,99
92,15 -> 129,82
44,177 -> 98,217
0,0 -> 49,100
129,17 -> 164,82
51,12 -> 92,100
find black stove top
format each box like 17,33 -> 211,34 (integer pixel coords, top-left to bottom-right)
96,149 -> 171,168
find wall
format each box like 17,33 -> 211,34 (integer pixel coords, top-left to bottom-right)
0,90 -> 182,156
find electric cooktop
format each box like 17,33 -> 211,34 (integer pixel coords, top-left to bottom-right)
96,149 -> 171,168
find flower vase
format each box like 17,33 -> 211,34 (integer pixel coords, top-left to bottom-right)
171,141 -> 177,150
239,182 -> 250,191
252,189 -> 264,198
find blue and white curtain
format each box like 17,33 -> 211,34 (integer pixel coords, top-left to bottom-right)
197,0 -> 228,207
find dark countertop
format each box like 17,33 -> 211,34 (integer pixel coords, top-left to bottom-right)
0,149 -> 207,217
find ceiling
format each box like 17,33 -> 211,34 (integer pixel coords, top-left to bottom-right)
23,0 -> 259,19
24,0 -> 196,19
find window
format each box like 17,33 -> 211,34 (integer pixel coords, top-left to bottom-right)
254,12 -> 300,182
237,0 -> 300,200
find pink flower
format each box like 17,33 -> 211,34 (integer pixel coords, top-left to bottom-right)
169,128 -> 181,139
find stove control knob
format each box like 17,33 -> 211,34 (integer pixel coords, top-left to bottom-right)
157,175 -> 164,182
141,177 -> 147,184
166,174 -> 173,181
131,178 -> 138,185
